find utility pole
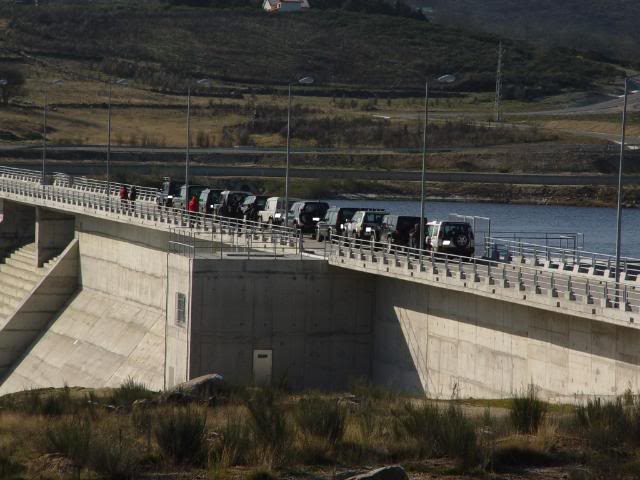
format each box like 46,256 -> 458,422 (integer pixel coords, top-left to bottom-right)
494,41 -> 503,123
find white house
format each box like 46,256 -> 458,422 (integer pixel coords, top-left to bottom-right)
262,0 -> 310,13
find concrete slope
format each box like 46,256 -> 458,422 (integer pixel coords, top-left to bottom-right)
0,287 -> 165,395
0,240 -> 79,380
0,243 -> 55,325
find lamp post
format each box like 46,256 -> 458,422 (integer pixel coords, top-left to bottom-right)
185,78 -> 212,198
419,74 -> 455,251
106,78 -> 128,199
614,74 -> 640,294
42,79 -> 64,184
284,75 -> 314,227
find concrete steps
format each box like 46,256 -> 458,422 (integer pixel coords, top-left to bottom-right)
0,243 -> 53,327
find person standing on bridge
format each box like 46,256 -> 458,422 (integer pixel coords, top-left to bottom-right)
128,186 -> 138,214
119,185 -> 128,211
188,194 -> 199,228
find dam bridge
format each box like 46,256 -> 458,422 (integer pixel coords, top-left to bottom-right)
0,165 -> 638,402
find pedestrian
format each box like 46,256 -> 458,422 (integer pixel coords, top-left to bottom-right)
128,186 -> 138,214
119,185 -> 128,210
188,194 -> 199,227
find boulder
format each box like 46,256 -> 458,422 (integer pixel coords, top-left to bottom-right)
169,374 -> 228,399
345,466 -> 408,480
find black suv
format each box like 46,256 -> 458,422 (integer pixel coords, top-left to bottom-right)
380,215 -> 427,249
156,177 -> 181,207
241,195 -> 269,222
290,201 -> 330,234
173,184 -> 206,210
316,206 -> 363,241
215,190 -> 252,218
199,188 -> 224,215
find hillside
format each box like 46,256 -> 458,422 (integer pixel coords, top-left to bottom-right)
0,2 -> 622,98
421,0 -> 640,65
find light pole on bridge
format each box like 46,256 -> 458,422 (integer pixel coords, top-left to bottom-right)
184,78 -> 212,200
41,79 -> 64,185
284,75 -> 314,227
419,74 -> 456,251
614,73 -> 640,296
106,78 -> 128,199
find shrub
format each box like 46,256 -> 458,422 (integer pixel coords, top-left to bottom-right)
210,413 -> 252,467
108,377 -> 155,408
576,397 -> 628,450
44,416 -> 92,467
90,422 -> 142,480
295,396 -> 346,445
511,386 -> 547,434
395,401 -> 478,466
244,389 -> 291,467
0,442 -> 24,479
155,406 -> 207,466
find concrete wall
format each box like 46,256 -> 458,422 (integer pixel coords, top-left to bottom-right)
36,207 -> 75,267
165,254 -> 191,389
0,239 -> 79,382
187,258 -> 374,390
0,200 -> 35,262
373,276 -> 640,402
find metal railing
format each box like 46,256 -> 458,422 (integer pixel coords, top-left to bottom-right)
168,225 -> 301,259
485,237 -> 640,280
326,234 -> 640,314
0,167 -> 299,249
52,172 -> 159,202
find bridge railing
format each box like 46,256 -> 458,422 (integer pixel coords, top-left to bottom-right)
52,172 -> 159,202
0,166 -> 43,183
0,168 -> 299,247
168,225 -> 300,259
485,237 -> 640,280
326,234 -> 640,314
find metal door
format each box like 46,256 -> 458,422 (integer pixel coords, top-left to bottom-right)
253,349 -> 272,387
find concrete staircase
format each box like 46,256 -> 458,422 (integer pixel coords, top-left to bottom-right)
0,243 -> 57,328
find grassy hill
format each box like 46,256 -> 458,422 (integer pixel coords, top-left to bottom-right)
421,0 -> 640,65
0,1 -> 622,98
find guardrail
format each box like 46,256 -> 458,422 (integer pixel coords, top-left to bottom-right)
0,168 -> 299,247
52,172 -> 159,202
326,234 -> 640,315
485,237 -> 640,280
169,226 -> 301,259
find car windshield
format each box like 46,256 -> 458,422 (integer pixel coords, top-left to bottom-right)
397,217 -> 420,230
364,213 -> 385,223
256,197 -> 267,208
303,203 -> 328,214
443,223 -> 470,237
209,191 -> 221,203
228,193 -> 248,204
189,186 -> 205,198
341,209 -> 358,221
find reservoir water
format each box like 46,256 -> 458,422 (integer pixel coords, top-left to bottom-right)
324,199 -> 640,259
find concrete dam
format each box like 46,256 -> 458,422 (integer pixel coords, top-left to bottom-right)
0,166 -> 639,402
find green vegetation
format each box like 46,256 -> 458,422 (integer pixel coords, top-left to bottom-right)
426,0 -> 640,65
5,381 -> 640,478
2,1 -> 620,97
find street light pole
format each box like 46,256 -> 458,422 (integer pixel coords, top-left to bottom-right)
614,74 -> 639,292
41,79 -> 64,184
418,74 -> 455,251
107,81 -> 112,194
284,82 -> 292,227
419,81 -> 428,251
283,76 -> 314,227
185,85 -> 191,197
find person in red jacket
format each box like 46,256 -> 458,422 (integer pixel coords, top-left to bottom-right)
188,195 -> 199,227
119,185 -> 128,211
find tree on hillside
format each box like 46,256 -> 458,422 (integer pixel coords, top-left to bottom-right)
0,68 -> 25,107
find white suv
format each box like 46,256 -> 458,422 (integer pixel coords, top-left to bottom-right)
426,221 -> 475,257
257,197 -> 299,226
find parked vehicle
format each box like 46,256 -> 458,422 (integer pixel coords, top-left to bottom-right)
173,184 -> 206,210
316,206 -> 363,241
156,177 -> 180,207
379,215 -> 427,249
346,209 -> 388,240
289,201 -> 330,234
258,197 -> 300,226
426,221 -> 475,257
215,190 -> 252,218
241,195 -> 269,222
199,188 -> 223,215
